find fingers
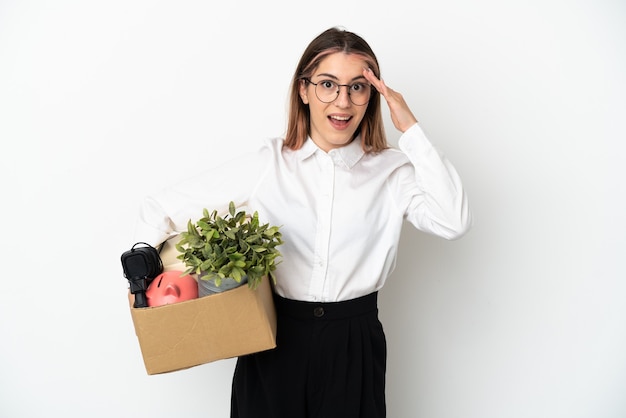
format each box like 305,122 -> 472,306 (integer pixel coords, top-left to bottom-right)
362,67 -> 418,132
363,67 -> 387,96
363,67 -> 403,105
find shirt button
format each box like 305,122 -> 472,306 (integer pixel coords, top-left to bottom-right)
313,307 -> 325,317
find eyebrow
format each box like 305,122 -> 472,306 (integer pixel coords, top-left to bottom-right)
314,73 -> 368,83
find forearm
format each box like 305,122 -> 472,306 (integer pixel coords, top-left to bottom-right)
399,124 -> 472,239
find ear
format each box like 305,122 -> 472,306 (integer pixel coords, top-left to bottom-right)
299,79 -> 309,104
165,283 -> 181,298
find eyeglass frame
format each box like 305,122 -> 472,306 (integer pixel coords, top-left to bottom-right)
301,78 -> 373,106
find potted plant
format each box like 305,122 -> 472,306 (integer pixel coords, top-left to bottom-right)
175,201 -> 283,297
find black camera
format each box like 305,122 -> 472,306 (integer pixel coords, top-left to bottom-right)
121,242 -> 163,308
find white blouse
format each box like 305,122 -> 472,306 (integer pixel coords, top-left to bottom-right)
134,123 -> 472,302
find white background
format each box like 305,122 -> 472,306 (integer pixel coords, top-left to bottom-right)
1,1 -> 625,417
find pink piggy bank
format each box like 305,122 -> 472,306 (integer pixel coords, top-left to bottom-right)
146,270 -> 198,307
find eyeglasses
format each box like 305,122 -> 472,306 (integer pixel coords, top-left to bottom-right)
303,78 -> 372,106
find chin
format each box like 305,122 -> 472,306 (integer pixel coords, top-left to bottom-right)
328,138 -> 353,149
332,131 -> 357,145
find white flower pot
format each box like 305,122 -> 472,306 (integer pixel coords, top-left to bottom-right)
197,272 -> 248,297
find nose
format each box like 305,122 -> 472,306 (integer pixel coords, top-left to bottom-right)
334,85 -> 351,107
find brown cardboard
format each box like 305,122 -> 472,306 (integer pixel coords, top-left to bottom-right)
128,236 -> 277,375
130,276 -> 277,375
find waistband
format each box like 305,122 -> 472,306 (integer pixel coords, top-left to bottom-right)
274,292 -> 378,320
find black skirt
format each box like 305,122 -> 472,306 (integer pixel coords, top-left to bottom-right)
231,292 -> 387,418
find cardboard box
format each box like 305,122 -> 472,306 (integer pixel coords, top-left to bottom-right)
128,238 -> 277,375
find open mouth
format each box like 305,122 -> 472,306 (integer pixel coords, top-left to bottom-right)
328,115 -> 352,129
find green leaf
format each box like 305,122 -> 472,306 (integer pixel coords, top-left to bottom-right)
200,260 -> 213,271
234,211 -> 245,224
231,268 -> 242,283
175,204 -> 283,285
245,234 -> 261,243
197,220 -> 211,230
250,213 -> 259,229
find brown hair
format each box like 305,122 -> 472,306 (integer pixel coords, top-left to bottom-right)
284,27 -> 387,153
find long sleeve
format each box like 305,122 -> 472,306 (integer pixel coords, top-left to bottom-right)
397,123 -> 472,240
132,142 -> 274,247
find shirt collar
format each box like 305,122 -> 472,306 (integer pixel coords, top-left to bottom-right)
297,136 -> 365,169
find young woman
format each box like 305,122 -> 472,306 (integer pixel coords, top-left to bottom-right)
134,27 -> 471,418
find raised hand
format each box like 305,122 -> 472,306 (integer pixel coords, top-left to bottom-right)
363,67 -> 418,133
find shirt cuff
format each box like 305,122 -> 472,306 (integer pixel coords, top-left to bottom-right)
398,123 -> 439,161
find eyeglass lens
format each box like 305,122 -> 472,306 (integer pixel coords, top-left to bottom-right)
314,80 -> 371,105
